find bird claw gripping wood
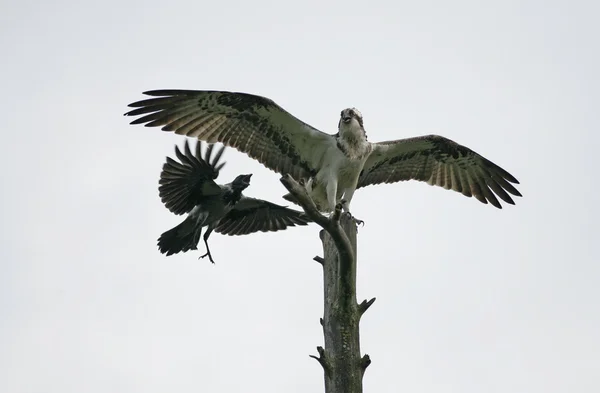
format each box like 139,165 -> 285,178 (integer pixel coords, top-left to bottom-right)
338,199 -> 364,228
340,211 -> 364,230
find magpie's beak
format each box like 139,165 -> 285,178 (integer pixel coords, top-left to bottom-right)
242,174 -> 252,184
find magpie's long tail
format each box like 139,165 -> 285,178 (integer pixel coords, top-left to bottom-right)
157,216 -> 203,256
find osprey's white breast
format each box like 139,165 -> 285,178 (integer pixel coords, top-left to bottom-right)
315,138 -> 370,190
337,119 -> 371,158
337,137 -> 372,160
300,112 -> 373,212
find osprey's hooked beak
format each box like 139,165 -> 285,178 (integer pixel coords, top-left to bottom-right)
342,115 -> 352,124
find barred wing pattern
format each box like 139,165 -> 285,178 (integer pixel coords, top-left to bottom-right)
126,90 -> 336,180
215,197 -> 311,236
159,140 -> 226,215
358,135 -> 522,208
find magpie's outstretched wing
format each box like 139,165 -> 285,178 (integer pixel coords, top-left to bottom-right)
214,197 -> 311,236
126,90 -> 336,180
358,135 -> 522,208
159,140 -> 226,215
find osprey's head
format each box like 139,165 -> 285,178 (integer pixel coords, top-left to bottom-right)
338,108 -> 367,141
232,174 -> 252,191
339,108 -> 363,128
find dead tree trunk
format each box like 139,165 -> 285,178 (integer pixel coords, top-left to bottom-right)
280,175 -> 375,393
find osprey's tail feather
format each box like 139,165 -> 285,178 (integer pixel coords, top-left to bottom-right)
281,192 -> 300,206
282,177 -> 312,206
157,216 -> 203,256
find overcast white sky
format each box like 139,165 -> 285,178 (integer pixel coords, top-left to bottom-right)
1,0 -> 598,392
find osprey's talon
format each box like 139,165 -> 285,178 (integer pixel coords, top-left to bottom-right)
342,211 -> 364,227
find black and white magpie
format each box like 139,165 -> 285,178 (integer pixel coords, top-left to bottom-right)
157,140 -> 311,263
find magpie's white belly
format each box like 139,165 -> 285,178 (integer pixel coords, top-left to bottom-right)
189,199 -> 232,226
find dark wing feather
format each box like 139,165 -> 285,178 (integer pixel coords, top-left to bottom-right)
126,90 -> 336,180
159,140 -> 225,215
358,135 -> 522,208
214,197 -> 312,236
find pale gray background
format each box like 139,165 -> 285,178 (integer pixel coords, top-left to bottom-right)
1,0 -> 598,392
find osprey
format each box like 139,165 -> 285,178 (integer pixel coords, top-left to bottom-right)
126,90 -> 522,215
157,140 -> 311,263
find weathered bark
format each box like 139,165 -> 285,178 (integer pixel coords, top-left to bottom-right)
280,175 -> 375,393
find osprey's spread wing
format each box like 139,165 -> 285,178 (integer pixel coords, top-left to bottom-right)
159,140 -> 226,215
215,197 -> 311,236
358,135 -> 522,208
126,90 -> 335,180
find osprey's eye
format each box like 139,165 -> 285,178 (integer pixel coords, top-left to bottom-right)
349,110 -> 355,117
